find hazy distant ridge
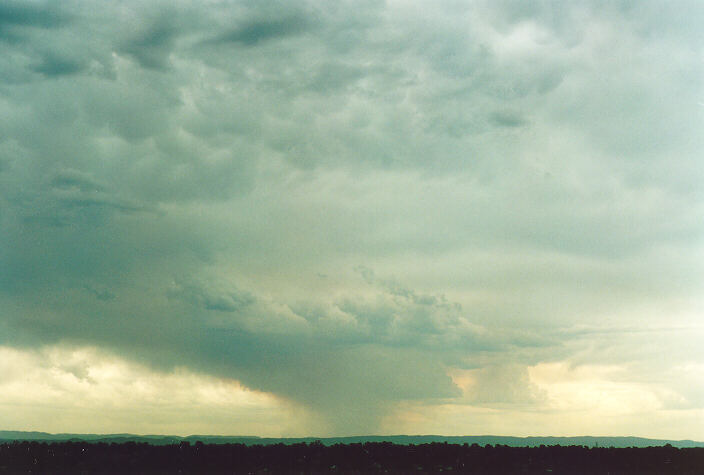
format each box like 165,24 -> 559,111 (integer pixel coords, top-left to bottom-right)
2,431 -> 703,448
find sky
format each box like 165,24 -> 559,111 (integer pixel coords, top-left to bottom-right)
0,0 -> 703,439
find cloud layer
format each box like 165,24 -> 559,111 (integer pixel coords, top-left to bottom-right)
1,0 -> 703,437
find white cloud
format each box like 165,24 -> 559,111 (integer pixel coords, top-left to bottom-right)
0,345 -> 300,436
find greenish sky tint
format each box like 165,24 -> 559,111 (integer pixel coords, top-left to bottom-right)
0,0 -> 703,438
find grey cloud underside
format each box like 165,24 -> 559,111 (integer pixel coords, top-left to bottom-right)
0,1 -> 69,29
119,17 -> 180,71
1,0 -> 703,432
1,274 -> 467,433
210,14 -> 315,46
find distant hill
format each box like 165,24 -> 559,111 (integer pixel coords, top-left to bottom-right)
1,431 -> 703,448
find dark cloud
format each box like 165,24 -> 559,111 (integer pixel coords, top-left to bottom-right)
168,279 -> 255,313
0,1 -> 68,29
50,169 -> 105,193
119,15 -> 180,71
0,0 -> 702,436
1,268 -> 465,432
210,14 -> 314,46
31,53 -> 85,77
490,110 -> 527,128
84,286 -> 115,302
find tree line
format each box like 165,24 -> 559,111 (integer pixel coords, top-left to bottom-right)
1,440 -> 703,473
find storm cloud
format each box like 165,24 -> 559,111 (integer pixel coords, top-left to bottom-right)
0,0 -> 703,437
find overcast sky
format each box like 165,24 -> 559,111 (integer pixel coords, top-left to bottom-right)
1,0 -> 703,439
